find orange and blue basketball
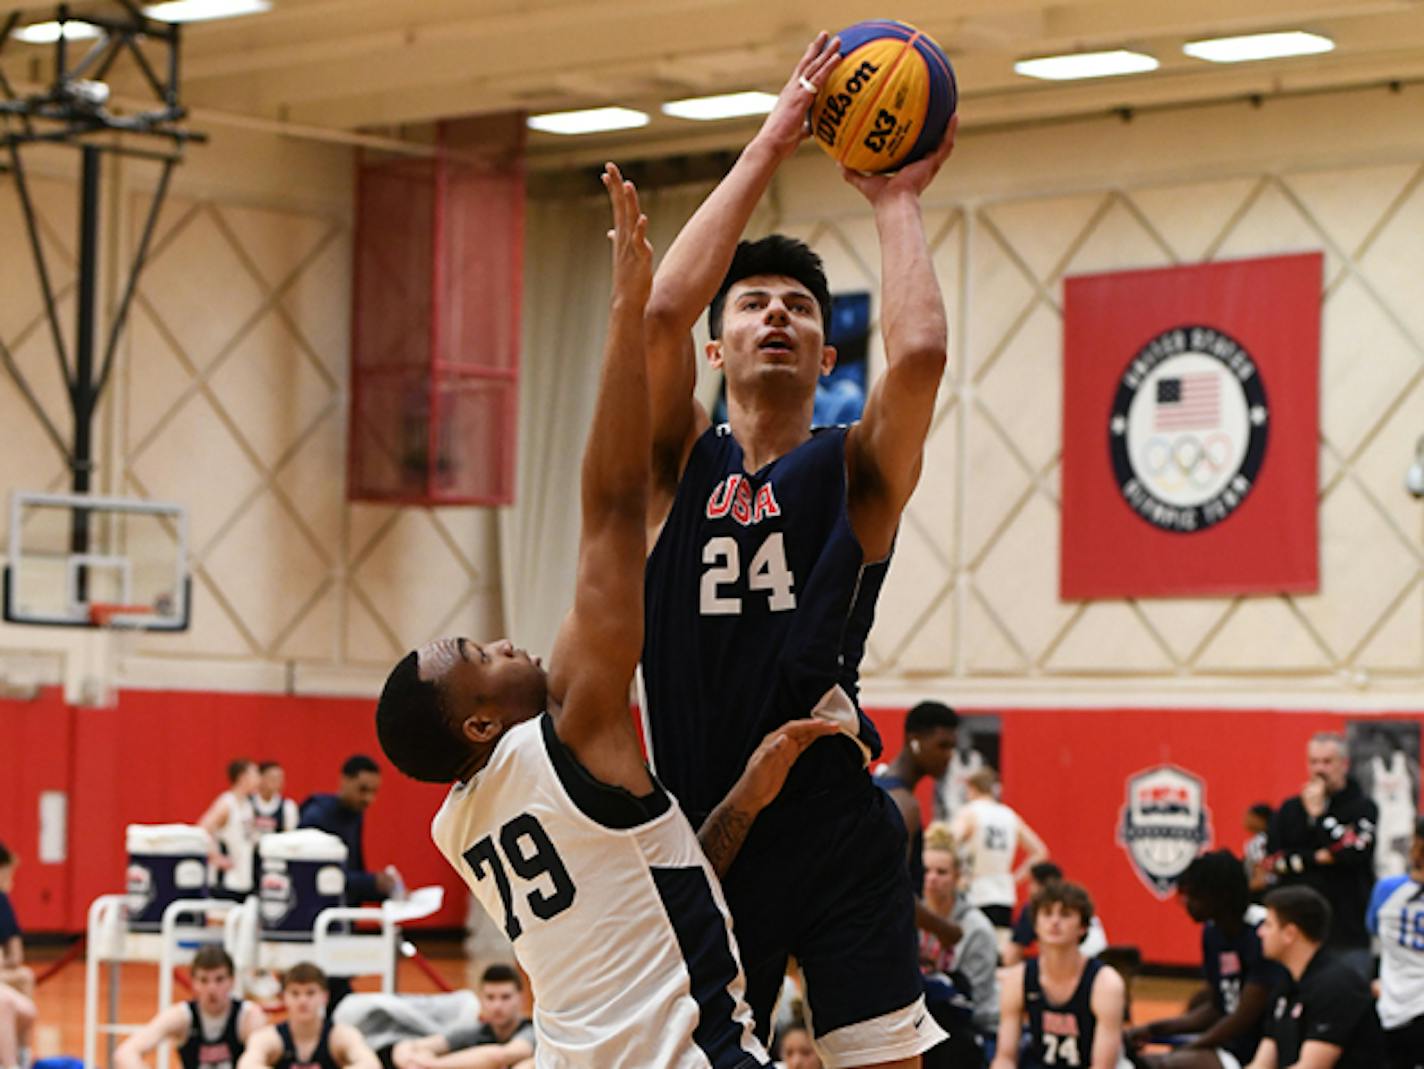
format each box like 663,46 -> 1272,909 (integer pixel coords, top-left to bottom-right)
810,20 -> 956,174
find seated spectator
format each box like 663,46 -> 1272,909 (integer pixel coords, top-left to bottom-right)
115,946 -> 266,1069
1244,886 -> 1385,1069
239,963 -> 380,1069
198,759 -> 260,901
1126,850 -> 1284,1069
387,965 -> 533,1069
992,881 -> 1126,1069
919,823 -> 998,1057
1366,815 -> 1424,1069
1003,862 -> 1109,966
773,1022 -> 821,1069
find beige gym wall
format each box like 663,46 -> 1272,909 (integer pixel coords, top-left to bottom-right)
1,83 -> 1423,704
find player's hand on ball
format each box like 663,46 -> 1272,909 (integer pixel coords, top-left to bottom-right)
841,113 -> 958,203
735,717 -> 841,811
754,31 -> 842,161
602,162 -> 652,306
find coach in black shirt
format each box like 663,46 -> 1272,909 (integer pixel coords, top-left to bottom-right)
1267,732 -> 1377,976
1245,885 -> 1384,1069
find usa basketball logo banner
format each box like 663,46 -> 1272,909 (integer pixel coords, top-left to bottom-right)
1061,254 -> 1320,598
1118,765 -> 1212,897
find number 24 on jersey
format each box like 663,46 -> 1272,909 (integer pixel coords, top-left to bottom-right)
700,533 -> 797,615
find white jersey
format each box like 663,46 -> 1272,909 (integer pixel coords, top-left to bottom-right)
962,797 -> 1019,909
212,790 -> 258,894
1367,874 -> 1424,1029
1372,752 -> 1417,878
432,714 -> 767,1069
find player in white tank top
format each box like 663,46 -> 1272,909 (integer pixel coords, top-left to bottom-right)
377,170 -> 835,1069
951,769 -> 1048,921
198,761 -> 261,896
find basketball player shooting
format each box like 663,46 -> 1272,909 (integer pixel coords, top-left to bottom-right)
375,165 -> 835,1068
639,31 -> 957,1069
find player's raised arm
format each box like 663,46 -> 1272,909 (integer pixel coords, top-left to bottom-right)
545,166 -> 656,752
843,117 -> 957,562
643,33 -> 840,500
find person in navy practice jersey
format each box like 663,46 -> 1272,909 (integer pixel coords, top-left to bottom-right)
374,167 -> 834,1069
238,964 -> 378,1069
1243,886 -> 1385,1069
640,29 -> 958,1068
992,882 -> 1126,1069
300,755 -> 396,904
874,702 -> 964,948
1366,816 -> 1424,1069
1126,850 -> 1285,1069
253,761 -> 300,836
115,946 -> 267,1069
1265,733 -> 1377,979
0,843 -> 36,1069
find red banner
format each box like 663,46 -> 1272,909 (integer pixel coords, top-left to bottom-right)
1061,254 -> 1321,598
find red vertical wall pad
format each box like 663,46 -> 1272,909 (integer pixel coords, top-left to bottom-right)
1061,254 -> 1321,598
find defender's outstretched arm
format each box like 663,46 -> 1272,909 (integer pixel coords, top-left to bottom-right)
546,166 -> 658,775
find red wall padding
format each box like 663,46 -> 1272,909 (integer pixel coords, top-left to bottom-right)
0,689 -> 73,930
2,691 -> 1419,966
2,689 -> 465,932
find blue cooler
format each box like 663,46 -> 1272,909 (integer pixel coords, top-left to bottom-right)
125,824 -> 210,931
257,829 -> 346,941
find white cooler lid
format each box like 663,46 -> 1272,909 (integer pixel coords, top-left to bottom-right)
260,828 -> 348,863
126,823 -> 210,856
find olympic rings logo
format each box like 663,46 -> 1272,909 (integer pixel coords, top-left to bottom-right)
1137,432 -> 1235,492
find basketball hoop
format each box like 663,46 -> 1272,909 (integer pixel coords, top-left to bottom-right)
88,603 -> 156,630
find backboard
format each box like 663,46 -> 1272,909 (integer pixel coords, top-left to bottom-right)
4,491 -> 190,631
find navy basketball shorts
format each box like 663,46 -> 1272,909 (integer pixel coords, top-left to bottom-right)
721,772 -> 944,1066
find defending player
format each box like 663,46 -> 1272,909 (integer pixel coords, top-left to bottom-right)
115,947 -> 265,1069
639,31 -> 956,1066
238,964 -> 378,1069
374,167 -> 834,1068
992,882 -> 1126,1069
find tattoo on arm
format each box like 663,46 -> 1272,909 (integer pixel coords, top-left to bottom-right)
697,803 -> 755,879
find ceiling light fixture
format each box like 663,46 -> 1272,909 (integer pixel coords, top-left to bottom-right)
1014,50 -> 1159,81
1183,31 -> 1334,64
661,91 -> 779,122
143,0 -> 272,23
11,20 -> 102,43
527,107 -> 650,136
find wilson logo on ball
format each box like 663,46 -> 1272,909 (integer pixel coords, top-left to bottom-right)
811,19 -> 956,174
813,59 -> 881,146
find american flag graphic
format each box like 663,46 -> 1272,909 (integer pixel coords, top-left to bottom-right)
1154,373 -> 1220,431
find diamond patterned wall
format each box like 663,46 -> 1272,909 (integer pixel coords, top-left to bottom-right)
0,163 -> 502,680
4,115 -> 1424,697
808,160 -> 1424,688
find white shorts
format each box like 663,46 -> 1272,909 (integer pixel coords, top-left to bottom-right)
1215,1050 -> 1243,1069
810,995 -> 948,1069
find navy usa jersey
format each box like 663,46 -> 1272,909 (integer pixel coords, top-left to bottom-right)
642,424 -> 886,824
